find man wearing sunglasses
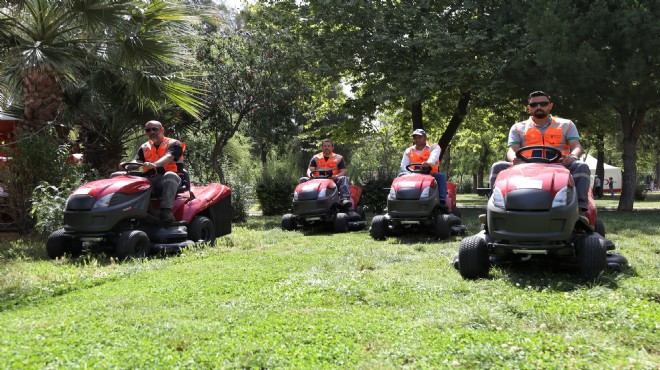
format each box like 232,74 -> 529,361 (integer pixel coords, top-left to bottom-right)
128,120 -> 185,223
488,91 -> 591,211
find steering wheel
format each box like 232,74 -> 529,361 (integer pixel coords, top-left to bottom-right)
405,163 -> 431,174
310,169 -> 333,179
119,161 -> 147,176
515,146 -> 563,164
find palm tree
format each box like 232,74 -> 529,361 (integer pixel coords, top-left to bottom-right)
0,0 -> 204,134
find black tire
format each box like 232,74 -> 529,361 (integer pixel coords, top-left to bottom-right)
434,214 -> 451,239
189,215 -> 216,243
370,215 -> 388,240
458,236 -> 490,279
281,213 -> 297,231
594,218 -> 606,237
116,230 -> 150,260
355,205 -> 366,221
577,235 -> 607,279
46,228 -> 82,259
333,212 -> 349,233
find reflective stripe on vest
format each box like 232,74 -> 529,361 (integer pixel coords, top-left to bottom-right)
315,152 -> 343,176
142,137 -> 185,173
517,117 -> 571,158
407,144 -> 439,173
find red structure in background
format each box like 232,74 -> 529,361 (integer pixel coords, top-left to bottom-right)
0,113 -> 21,162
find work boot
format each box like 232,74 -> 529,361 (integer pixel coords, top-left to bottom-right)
159,208 -> 175,224
341,198 -> 352,209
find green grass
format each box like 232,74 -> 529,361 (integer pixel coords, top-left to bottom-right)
0,207 -> 658,368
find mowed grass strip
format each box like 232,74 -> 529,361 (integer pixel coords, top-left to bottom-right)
0,209 -> 658,368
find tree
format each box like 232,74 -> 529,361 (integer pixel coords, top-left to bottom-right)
0,0 -> 204,142
253,0 -> 522,157
194,23 -> 308,182
516,0 -> 660,210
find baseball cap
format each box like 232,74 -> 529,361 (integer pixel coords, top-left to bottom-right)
412,129 -> 426,136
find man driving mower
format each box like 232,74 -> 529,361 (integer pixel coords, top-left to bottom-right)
400,129 -> 448,208
299,139 -> 352,208
123,120 -> 185,223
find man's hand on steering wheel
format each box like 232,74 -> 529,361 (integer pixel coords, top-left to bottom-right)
420,162 -> 432,174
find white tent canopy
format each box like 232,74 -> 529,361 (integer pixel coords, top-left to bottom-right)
582,154 -> 621,191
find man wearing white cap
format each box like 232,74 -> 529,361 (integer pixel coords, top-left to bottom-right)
400,129 -> 448,205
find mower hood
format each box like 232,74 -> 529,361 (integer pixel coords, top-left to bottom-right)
494,163 -> 573,197
72,175 -> 151,200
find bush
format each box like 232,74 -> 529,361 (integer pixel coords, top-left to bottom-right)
360,169 -> 395,214
0,129 -> 79,233
225,179 -> 248,223
254,166 -> 297,216
634,183 -> 647,201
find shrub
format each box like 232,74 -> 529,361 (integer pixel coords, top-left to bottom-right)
360,168 -> 395,214
634,183 -> 647,201
254,166 -> 297,216
225,179 -> 248,223
0,129 -> 78,233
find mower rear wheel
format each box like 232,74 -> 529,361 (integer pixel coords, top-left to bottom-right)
116,230 -> 150,260
46,228 -> 82,259
458,236 -> 489,279
370,215 -> 388,240
577,235 -> 606,279
189,216 -> 216,244
281,213 -> 297,231
434,214 -> 451,239
334,212 -> 349,233
594,218 -> 606,237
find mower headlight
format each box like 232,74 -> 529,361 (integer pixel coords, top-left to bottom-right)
388,188 -> 396,199
93,193 -> 113,209
552,186 -> 572,208
293,191 -> 299,201
490,187 -> 505,209
420,186 -> 430,199
318,188 -> 327,199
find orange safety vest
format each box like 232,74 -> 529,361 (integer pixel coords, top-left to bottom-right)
516,117 -> 572,157
141,137 -> 186,173
407,144 -> 440,173
314,152 -> 343,176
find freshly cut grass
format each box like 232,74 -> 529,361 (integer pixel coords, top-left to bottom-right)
0,209 -> 658,368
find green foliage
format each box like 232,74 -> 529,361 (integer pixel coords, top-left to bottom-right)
254,161 -> 297,216
358,169 -> 394,214
0,129 -> 77,233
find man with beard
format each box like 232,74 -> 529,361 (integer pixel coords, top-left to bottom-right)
488,91 -> 591,211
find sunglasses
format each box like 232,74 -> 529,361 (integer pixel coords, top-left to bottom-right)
144,127 -> 160,132
529,102 -> 550,108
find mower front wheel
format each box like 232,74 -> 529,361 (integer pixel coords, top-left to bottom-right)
370,215 -> 388,240
434,214 -> 451,239
281,213 -> 297,231
46,228 -> 82,259
458,236 -> 490,279
189,216 -> 216,244
116,230 -> 150,260
577,235 -> 606,279
594,218 -> 606,237
333,213 -> 349,233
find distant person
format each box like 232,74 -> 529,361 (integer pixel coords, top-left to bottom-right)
300,139 -> 352,208
608,177 -> 615,198
400,129 -> 448,205
488,91 -> 591,211
593,176 -> 602,199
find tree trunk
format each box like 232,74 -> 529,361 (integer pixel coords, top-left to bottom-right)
411,100 -> 423,130
21,68 -> 65,132
655,157 -> 660,191
617,108 -> 646,211
437,91 -> 471,161
595,134 -> 605,198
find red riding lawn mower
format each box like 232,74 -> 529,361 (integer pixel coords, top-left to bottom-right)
46,162 -> 232,260
456,146 -> 627,279
370,164 -> 466,240
281,170 -> 367,232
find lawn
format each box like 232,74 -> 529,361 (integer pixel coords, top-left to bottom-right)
0,199 -> 658,368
